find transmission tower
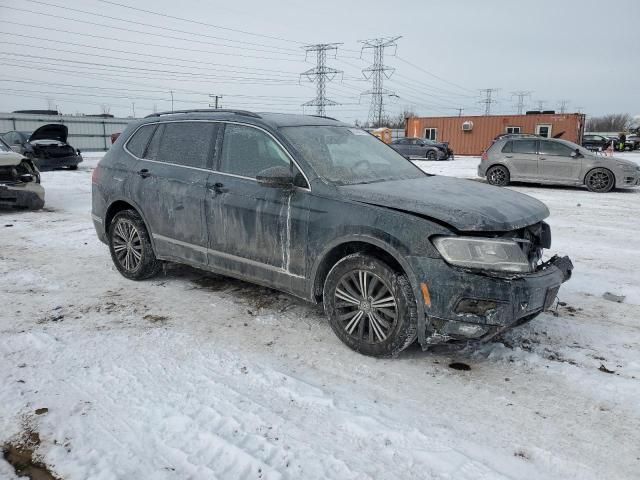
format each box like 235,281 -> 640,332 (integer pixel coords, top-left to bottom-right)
478,88 -> 498,115
360,36 -> 401,127
300,43 -> 342,117
536,99 -> 547,111
511,91 -> 532,115
557,99 -> 570,114
209,94 -> 223,109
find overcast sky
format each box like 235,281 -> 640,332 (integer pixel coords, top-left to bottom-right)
1,0 -> 638,123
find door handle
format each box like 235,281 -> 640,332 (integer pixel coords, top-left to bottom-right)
209,182 -> 228,195
137,168 -> 151,178
505,155 -> 513,158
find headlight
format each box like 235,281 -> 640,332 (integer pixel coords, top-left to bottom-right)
432,236 -> 531,273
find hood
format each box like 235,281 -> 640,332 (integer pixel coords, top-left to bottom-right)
0,151 -> 25,167
29,124 -> 68,143
610,156 -> 639,169
338,176 -> 550,232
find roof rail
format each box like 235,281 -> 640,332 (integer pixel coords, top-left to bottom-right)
309,114 -> 338,121
144,109 -> 261,119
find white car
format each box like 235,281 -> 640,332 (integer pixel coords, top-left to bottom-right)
0,138 -> 45,209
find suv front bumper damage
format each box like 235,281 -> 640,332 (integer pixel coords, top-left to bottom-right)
408,255 -> 573,348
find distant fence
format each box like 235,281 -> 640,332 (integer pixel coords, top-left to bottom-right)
0,112 -> 134,151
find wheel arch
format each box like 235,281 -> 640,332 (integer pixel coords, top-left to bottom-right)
104,198 -> 157,252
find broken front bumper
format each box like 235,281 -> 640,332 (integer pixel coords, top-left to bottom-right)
33,154 -> 83,171
0,183 -> 45,209
408,254 -> 573,347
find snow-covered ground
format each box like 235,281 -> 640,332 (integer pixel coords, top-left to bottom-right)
1,152 -> 639,479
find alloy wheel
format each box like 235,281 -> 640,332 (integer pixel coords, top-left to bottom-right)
489,168 -> 506,184
334,270 -> 398,344
588,171 -> 612,192
112,219 -> 143,272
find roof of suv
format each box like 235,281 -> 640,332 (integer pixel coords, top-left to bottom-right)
141,109 -> 348,128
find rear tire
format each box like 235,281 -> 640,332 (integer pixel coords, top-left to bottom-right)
68,165 -> 78,170
108,209 -> 162,280
585,168 -> 615,193
486,165 -> 510,186
323,253 -> 418,357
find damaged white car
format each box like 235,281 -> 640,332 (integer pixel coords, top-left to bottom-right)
0,137 -> 45,210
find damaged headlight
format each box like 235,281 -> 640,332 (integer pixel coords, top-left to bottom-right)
432,236 -> 531,273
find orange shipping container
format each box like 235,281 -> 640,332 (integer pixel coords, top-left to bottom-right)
406,113 -> 586,156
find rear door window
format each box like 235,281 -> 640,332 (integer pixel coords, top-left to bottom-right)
512,140 -> 538,154
154,122 -> 218,169
126,124 -> 156,158
501,141 -> 513,153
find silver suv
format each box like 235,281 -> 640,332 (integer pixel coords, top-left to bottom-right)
479,137 -> 640,192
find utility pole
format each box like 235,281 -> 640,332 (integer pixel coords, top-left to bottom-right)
511,91 -> 532,115
209,94 -> 223,109
558,99 -> 570,114
131,102 -> 136,118
300,43 -> 342,117
170,90 -> 174,112
360,36 -> 401,127
478,88 -> 498,116
457,107 -> 464,117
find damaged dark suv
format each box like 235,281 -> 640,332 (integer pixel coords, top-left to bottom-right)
2,124 -> 83,171
92,110 -> 573,357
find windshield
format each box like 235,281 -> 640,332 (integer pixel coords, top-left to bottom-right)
280,126 -> 425,185
0,138 -> 10,152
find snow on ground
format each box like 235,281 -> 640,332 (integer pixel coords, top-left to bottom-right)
1,152 -> 639,479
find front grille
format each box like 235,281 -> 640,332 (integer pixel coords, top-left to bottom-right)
0,167 -> 17,183
34,145 -> 75,158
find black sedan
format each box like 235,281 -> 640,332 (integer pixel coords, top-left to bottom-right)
2,124 -> 83,171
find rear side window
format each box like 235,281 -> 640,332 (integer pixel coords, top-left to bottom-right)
219,124 -> 290,178
154,122 -> 218,169
501,141 -> 512,153
512,140 -> 537,154
126,124 -> 156,158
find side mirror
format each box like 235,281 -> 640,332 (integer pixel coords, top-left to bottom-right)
256,166 -> 294,189
19,173 -> 34,183
571,148 -> 582,158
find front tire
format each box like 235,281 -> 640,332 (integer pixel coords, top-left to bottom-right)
585,168 -> 615,193
323,253 -> 418,357
486,165 -> 510,186
108,209 -> 162,280
426,150 -> 437,161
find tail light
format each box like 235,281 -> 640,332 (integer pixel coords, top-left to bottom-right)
481,151 -> 488,161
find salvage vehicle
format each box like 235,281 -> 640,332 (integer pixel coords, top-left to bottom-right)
92,110 -> 573,357
480,136 -> 640,192
0,137 -> 45,209
390,137 -> 452,160
2,124 -> 83,171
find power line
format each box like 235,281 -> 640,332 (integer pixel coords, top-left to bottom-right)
394,56 -> 477,94
300,43 -> 343,116
511,91 -> 532,115
94,0 -> 306,46
12,0 -> 303,53
478,88 -> 498,115
360,36 -> 401,127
